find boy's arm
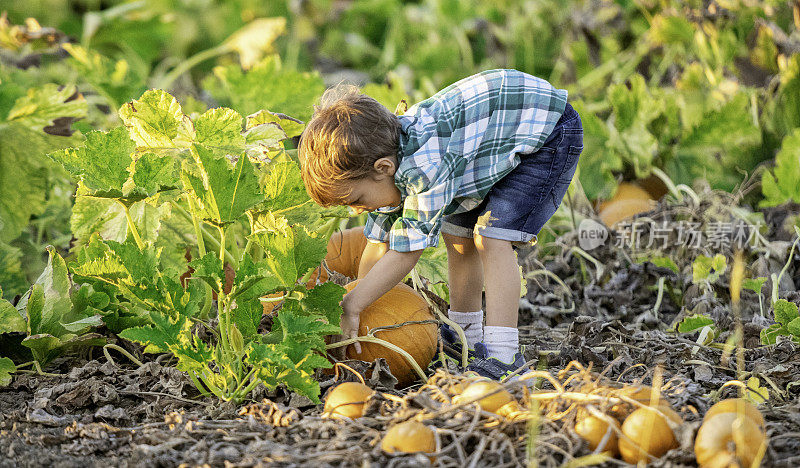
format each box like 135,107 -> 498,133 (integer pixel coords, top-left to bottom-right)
357,241 -> 389,278
340,248 -> 424,353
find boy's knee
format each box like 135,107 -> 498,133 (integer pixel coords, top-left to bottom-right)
474,235 -> 513,256
443,232 -> 476,255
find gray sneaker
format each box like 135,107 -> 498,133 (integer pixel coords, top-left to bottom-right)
465,342 -> 527,381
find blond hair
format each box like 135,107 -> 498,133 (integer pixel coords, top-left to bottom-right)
299,84 -> 400,206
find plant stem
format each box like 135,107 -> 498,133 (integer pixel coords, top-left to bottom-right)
772,235 -> 799,305
157,44 -> 230,90
171,201 -> 238,266
234,375 -> 263,403
103,344 -> 144,367
122,203 -> 145,250
230,368 -> 257,399
188,372 -> 212,397
652,277 -> 665,320
326,335 -> 427,381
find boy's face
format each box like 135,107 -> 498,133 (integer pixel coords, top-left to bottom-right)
341,157 -> 402,214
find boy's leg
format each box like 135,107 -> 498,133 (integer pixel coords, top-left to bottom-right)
474,235 -> 520,364
442,233 -> 484,348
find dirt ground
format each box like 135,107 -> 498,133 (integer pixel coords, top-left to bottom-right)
1,192 -> 799,467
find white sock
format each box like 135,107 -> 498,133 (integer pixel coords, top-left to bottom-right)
447,309 -> 483,348
483,326 -> 519,363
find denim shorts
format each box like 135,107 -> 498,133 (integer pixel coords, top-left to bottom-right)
441,102 -> 583,246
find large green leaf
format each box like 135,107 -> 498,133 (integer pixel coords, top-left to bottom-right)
692,254 -> 727,284
246,109 -> 304,139
49,127 -> 134,194
18,248 -> 72,337
245,341 -> 324,403
774,299 -> 799,327
760,129 -> 800,207
259,156 -> 322,227
71,187 -> 170,247
119,308 -> 191,354
183,145 -> 263,226
0,242 -> 27,297
203,55 -> 324,122
5,84 -> 86,132
194,107 -> 245,153
118,89 -> 194,150
0,357 -> 15,386
0,123 -> 78,242
248,212 -> 327,287
0,297 -> 25,333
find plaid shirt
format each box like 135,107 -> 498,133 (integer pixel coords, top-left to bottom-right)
364,69 -> 568,252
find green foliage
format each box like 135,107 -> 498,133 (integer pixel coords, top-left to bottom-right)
62,44 -> 148,112
361,74 -> 410,112
0,81 -> 87,296
0,357 -> 14,386
677,314 -> 714,333
742,277 -> 768,294
692,254 -> 727,285
761,128 -> 800,207
0,248 -> 106,370
203,55 -> 325,122
760,299 -> 800,345
51,89 -> 341,403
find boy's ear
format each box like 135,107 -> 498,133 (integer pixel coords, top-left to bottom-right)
372,157 -> 397,177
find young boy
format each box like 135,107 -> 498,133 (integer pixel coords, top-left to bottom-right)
299,69 -> 582,380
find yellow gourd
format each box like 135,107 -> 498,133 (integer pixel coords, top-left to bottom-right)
322,382 -> 374,419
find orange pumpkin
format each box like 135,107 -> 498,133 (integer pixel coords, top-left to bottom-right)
597,182 -> 655,227
307,227 -> 369,287
343,281 -> 437,386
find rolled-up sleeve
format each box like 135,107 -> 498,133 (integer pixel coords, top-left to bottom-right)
364,211 -> 398,243
379,163 -> 459,252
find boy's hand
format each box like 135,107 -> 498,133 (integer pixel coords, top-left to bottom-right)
336,248 -> 424,356
339,291 -> 361,354
339,298 -> 363,355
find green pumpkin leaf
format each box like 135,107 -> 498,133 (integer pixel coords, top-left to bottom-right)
119,308 -> 191,354
49,127 -> 134,194
203,55 -> 324,122
118,89 -> 193,149
21,333 -> 62,366
0,357 -> 15,387
760,323 -> 784,345
131,152 -> 178,196
17,248 -> 72,337
677,314 -> 715,333
183,144 -> 263,226
194,107 -> 245,153
0,297 -> 25,333
248,212 -> 327,287
787,317 -> 800,338
692,254 -> 727,284
246,109 -> 304,138
742,277 -> 768,294
760,129 -> 800,207
774,299 -> 799,327
5,84 -> 86,132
